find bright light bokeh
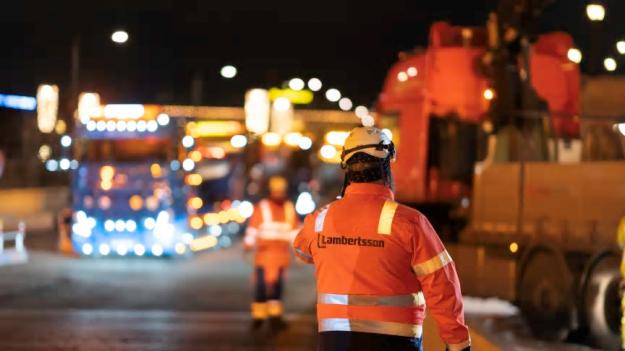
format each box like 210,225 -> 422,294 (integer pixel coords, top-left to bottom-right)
157,113 -> 170,126
288,78 -> 305,91
338,97 -> 353,111
284,132 -> 303,147
355,106 -> 369,118
111,30 -> 129,44
261,132 -> 281,146
325,131 -> 349,146
325,88 -> 341,102
397,71 -> 408,82
567,48 -> 582,64
239,201 -> 254,219
273,97 -> 291,112
230,134 -> 248,148
604,57 -> 617,72
617,41 -> 625,55
483,88 -> 495,100
220,65 -> 237,79
299,136 -> 313,150
307,78 -> 322,91
182,136 -> 195,148
295,192 -> 316,215
320,145 -> 337,159
586,3 -> 606,21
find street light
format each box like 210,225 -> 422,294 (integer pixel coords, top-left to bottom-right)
220,65 -> 237,79
617,41 -> 625,55
567,48 -> 582,64
586,3 -> 606,22
604,57 -> 617,72
111,30 -> 129,44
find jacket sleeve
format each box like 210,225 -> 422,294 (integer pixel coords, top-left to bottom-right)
411,213 -> 471,351
243,203 -> 263,250
292,211 -> 316,264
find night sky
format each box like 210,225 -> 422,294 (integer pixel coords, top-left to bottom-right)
1,0 -> 624,109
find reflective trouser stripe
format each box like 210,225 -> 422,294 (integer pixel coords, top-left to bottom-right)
318,292 -> 425,308
267,300 -> 283,317
251,302 -> 268,319
319,318 -> 423,338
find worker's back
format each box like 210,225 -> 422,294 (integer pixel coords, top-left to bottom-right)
314,185 -> 423,297
294,182 -> 470,350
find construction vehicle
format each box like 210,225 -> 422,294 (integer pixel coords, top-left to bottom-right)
377,1 -> 624,349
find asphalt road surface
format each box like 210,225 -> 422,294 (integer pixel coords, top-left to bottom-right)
0,231 -> 602,350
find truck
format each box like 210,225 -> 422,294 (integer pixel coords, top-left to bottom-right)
377,2 -> 624,349
71,104 -> 191,257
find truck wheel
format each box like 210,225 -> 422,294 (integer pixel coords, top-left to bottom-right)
518,251 -> 574,341
583,254 -> 620,350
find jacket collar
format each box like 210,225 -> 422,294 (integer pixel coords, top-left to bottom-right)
344,183 -> 394,200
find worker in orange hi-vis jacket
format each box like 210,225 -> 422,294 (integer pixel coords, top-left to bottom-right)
293,127 -> 471,351
244,176 -> 300,331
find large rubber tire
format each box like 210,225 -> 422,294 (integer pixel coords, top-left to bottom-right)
518,251 -> 575,341
583,254 -> 621,350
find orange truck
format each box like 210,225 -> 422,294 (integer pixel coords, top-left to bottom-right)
377,19 -> 625,349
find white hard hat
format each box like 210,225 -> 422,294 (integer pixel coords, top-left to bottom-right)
340,127 -> 395,167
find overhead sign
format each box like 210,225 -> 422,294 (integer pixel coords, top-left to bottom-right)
245,89 -> 270,134
268,88 -> 314,105
0,93 -> 36,111
186,121 -> 244,138
36,84 -> 59,133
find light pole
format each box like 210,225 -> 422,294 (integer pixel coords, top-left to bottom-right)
586,2 -> 605,74
69,30 -> 130,104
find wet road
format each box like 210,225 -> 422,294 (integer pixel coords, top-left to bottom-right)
0,232 -> 602,350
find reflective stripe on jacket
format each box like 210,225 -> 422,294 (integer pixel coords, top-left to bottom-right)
245,199 -> 299,268
293,183 -> 470,350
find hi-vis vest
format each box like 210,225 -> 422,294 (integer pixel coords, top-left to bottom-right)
245,200 -> 296,247
292,183 -> 470,350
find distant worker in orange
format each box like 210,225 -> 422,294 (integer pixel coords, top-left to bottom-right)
244,176 -> 300,331
293,127 -> 471,351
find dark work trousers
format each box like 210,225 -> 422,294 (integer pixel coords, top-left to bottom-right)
318,331 -> 423,351
254,266 -> 284,303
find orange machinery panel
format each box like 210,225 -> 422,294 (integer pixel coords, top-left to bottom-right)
379,22 -> 581,204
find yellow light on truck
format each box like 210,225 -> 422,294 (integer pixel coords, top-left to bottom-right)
203,213 -> 220,226
189,150 -> 202,162
186,121 -> 244,138
190,216 -> 204,230
188,197 -> 203,210
100,165 -> 115,180
129,195 -> 143,211
483,88 -> 495,101
150,163 -> 162,178
186,173 -> 202,186
509,242 -> 519,253
190,235 -> 218,252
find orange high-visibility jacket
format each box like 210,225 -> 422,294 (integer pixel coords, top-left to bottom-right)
244,199 -> 299,268
293,183 -> 470,350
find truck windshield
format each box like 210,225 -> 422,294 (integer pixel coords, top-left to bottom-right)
81,139 -> 174,162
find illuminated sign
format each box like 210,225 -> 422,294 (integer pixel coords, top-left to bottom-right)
0,93 -> 36,111
245,89 -> 270,134
36,84 -> 59,133
268,88 -> 314,104
186,121 -> 244,138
